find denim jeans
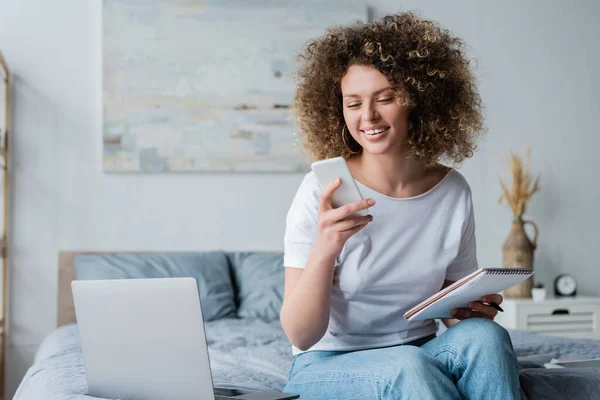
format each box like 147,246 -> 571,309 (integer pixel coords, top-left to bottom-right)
283,318 -> 520,400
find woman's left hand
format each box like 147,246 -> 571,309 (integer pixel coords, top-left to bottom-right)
450,294 -> 503,321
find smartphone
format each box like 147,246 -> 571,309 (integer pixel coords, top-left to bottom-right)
311,157 -> 369,217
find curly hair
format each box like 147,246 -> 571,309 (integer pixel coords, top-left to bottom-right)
293,11 -> 485,166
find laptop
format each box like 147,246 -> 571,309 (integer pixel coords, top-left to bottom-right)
72,277 -> 300,400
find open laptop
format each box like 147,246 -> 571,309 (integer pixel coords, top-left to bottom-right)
72,277 -> 299,400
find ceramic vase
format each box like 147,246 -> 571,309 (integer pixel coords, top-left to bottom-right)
502,216 -> 539,298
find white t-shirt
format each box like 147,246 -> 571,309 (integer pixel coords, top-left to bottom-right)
283,168 -> 478,355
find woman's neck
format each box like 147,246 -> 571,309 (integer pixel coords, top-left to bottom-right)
348,151 -> 443,198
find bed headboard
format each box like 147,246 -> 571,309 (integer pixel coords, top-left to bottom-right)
57,251 -> 156,327
57,252 -> 78,327
58,252 -> 105,327
56,249 -> 281,327
57,249 -> 279,327
58,251 -> 135,327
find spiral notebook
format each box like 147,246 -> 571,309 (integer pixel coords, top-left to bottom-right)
404,268 -> 533,321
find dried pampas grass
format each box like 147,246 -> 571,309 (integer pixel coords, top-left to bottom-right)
498,146 -> 540,217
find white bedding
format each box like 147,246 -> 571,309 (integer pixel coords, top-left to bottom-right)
14,318 -> 600,400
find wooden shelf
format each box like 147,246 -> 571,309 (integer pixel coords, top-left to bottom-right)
0,48 -> 9,400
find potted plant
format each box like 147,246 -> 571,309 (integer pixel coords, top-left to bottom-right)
531,282 -> 546,302
498,146 -> 540,298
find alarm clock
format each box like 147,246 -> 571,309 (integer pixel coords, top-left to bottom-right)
554,273 -> 577,297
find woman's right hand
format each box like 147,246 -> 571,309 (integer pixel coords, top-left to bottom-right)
315,178 -> 375,259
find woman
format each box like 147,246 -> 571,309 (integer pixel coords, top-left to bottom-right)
279,12 -> 520,400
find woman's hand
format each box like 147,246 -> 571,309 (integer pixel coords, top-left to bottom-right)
314,178 -> 374,259
450,294 -> 503,321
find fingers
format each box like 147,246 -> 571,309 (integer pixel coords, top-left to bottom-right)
316,178 -> 375,254
450,308 -> 494,320
342,219 -> 371,236
318,177 -> 375,221
468,301 -> 498,318
331,198 -> 375,221
450,301 -> 498,320
450,294 -> 502,321
319,178 -> 342,210
482,294 -> 503,305
337,214 -> 373,231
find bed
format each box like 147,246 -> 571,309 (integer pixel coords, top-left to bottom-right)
13,251 -> 600,400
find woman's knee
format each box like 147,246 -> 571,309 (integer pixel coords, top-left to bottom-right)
450,318 -> 513,351
383,346 -> 460,398
461,318 -> 510,338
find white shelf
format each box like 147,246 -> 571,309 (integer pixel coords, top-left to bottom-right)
496,296 -> 600,339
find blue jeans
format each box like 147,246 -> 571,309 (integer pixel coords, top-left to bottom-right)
283,318 -> 520,400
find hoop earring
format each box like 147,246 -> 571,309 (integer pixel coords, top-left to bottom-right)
341,125 -> 361,155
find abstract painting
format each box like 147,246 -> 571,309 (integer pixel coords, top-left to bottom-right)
102,0 -> 366,172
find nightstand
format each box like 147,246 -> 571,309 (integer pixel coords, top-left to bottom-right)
495,295 -> 600,339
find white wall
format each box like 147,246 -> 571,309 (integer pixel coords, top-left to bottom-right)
1,0 -> 599,396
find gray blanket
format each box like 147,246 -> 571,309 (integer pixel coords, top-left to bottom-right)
14,319 -> 600,399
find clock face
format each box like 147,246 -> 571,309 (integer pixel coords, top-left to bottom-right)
556,275 -> 577,295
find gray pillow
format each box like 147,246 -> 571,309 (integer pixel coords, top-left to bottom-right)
228,252 -> 284,321
74,252 -> 236,321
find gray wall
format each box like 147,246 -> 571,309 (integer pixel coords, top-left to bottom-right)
1,0 -> 599,396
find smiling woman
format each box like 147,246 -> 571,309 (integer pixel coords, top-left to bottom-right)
341,65 -> 410,156
280,11 -> 521,400
293,12 -> 484,166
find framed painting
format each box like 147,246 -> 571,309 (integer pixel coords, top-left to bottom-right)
102,0 -> 366,172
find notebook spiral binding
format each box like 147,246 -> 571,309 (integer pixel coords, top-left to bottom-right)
485,268 -> 532,275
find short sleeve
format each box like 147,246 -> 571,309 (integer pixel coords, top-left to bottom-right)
283,173 -> 321,269
445,186 -> 478,281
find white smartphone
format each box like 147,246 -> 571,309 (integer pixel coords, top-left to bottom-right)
311,157 -> 369,217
